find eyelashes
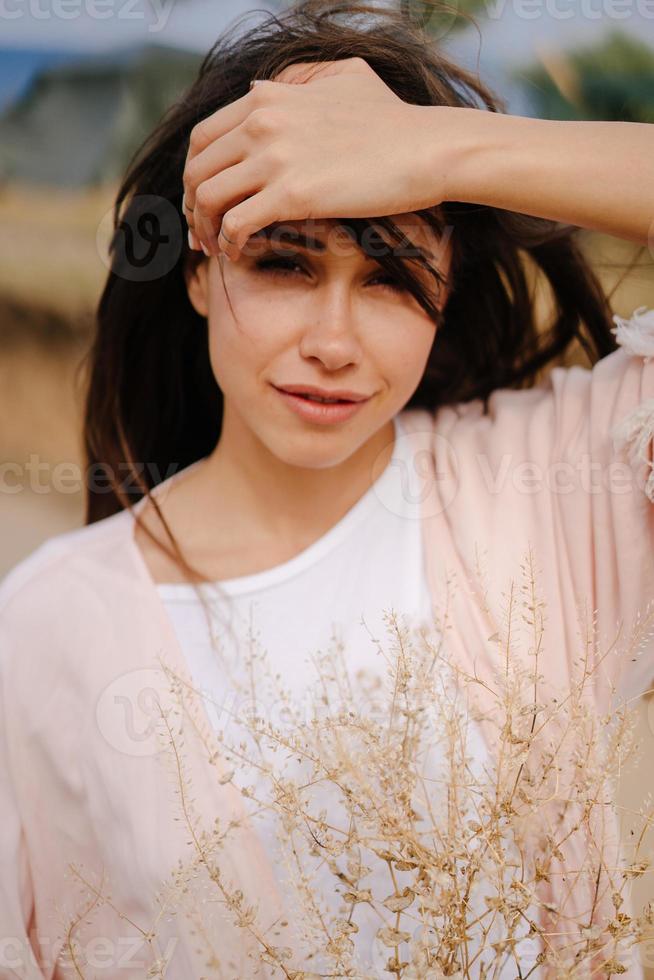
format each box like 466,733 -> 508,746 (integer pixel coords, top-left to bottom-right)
252,254 -> 407,293
253,256 -> 305,276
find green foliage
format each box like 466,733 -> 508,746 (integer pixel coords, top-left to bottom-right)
513,30 -> 654,122
399,0 -> 488,32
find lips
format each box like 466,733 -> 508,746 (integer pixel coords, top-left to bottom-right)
286,392 -> 351,404
272,385 -> 371,424
274,384 -> 369,403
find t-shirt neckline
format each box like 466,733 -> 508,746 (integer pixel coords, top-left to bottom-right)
156,413 -> 404,597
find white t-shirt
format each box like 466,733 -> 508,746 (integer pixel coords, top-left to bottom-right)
157,413 -> 539,976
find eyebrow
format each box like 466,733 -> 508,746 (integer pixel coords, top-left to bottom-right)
249,224 -> 327,253
249,222 -> 438,262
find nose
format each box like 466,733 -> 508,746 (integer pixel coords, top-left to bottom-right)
298,284 -> 363,371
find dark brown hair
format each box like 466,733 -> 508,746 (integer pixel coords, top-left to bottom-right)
82,0 -> 626,585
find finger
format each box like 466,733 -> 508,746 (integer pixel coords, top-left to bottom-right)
180,192 -> 202,250
273,57 -> 370,84
192,160 -> 263,255
184,123 -> 244,215
217,185 -> 286,261
184,84 -> 257,176
272,61 -> 331,84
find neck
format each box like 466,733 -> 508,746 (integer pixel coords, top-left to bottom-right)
201,405 -> 397,549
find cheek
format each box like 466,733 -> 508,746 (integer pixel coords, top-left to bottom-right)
376,318 -> 436,389
206,316 -> 261,395
204,280 -> 297,392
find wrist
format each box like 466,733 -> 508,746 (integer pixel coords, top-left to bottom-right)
421,103 -> 514,206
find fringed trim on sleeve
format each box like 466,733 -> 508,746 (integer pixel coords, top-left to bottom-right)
611,304 -> 654,361
610,306 -> 654,504
612,399 -> 654,503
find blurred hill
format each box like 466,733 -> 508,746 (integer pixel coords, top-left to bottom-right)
0,47 -> 85,113
0,43 -> 202,186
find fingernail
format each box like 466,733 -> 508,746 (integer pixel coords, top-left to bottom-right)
249,79 -> 264,89
201,242 -> 210,257
187,229 -> 195,250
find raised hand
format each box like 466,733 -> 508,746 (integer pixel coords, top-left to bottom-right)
181,57 -> 449,260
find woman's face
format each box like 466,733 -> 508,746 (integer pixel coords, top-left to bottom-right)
185,213 -> 452,470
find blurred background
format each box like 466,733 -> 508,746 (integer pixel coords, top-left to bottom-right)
1,0 -> 653,970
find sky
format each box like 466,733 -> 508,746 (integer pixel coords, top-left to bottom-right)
0,0 -> 277,51
0,0 -> 652,115
1,0 -> 651,54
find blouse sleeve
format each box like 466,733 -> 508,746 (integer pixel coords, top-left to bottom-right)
0,602 -> 44,979
549,305 -> 654,709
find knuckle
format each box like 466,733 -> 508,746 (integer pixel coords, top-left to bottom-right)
250,78 -> 274,98
221,215 -> 238,241
184,157 -> 200,189
188,122 -> 208,155
194,183 -> 212,212
285,181 -> 308,213
264,142 -> 289,171
245,107 -> 278,138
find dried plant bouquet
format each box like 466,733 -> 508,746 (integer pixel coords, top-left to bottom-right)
62,549 -> 654,979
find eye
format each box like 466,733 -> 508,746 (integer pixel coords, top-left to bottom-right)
367,272 -> 406,293
252,254 -> 407,293
254,255 -> 307,277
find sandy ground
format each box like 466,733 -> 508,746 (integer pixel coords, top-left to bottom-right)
0,182 -> 114,319
0,184 -> 109,573
0,333 -> 86,577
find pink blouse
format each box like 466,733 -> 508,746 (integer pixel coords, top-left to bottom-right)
1,306 -> 653,979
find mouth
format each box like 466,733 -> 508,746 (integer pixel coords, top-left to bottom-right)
271,385 -> 372,424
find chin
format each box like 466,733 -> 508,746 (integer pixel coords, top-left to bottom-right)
262,429 -> 363,470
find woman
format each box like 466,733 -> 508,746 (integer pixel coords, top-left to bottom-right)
1,0 -> 653,977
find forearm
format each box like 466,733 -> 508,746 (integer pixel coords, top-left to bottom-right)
426,105 -> 654,246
